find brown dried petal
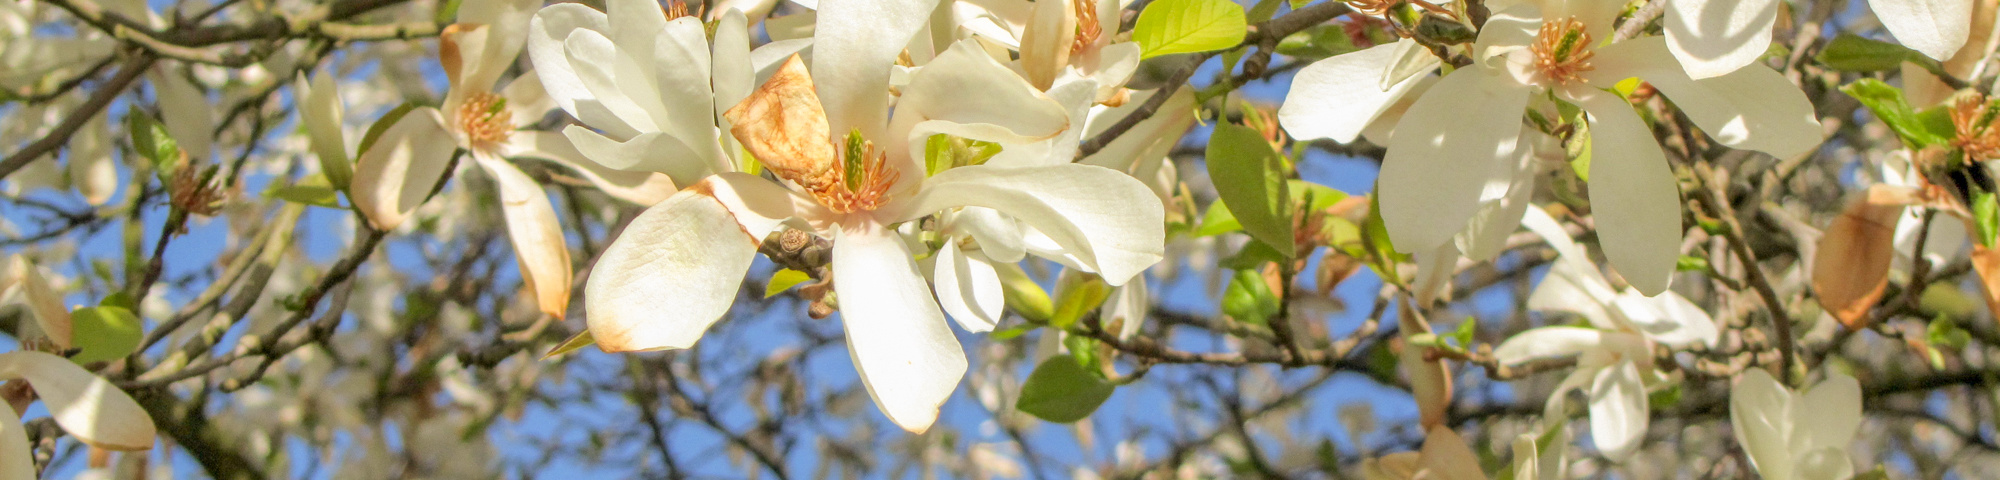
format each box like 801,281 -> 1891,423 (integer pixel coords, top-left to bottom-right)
1813,185 -> 1917,329
724,54 -> 837,190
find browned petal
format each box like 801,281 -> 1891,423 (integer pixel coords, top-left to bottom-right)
1813,185 -> 1915,329
1972,244 -> 2000,324
439,24 -> 471,89
1397,299 -> 1451,431
724,54 -> 837,191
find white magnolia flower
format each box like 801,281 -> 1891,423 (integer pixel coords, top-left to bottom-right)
1663,0 -> 1973,74
1346,0 -> 1820,295
0,255 -> 71,348
1871,0 -> 1976,61
1493,207 -> 1719,461
575,0 -> 1163,432
346,0 -> 675,319
527,0 -> 811,186
1730,368 -> 1863,480
0,351 -> 158,479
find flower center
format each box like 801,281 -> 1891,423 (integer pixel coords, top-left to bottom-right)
456,91 -> 513,147
1952,93 -> 2000,160
808,131 -> 900,214
1071,0 -> 1101,56
664,0 -> 691,20
1531,16 -> 1595,87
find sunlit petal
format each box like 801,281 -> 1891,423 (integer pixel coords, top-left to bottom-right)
472,154 -> 572,319
891,164 -> 1163,285
1664,0 -> 1778,78
349,108 -> 458,231
832,224 -> 968,433
1380,68 -> 1530,254
1566,88 -> 1682,296
0,351 -> 155,450
934,240 -> 1004,333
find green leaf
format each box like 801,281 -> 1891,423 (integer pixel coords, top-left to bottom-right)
435,0 -> 464,24
1841,79 -> 1955,148
1246,0 -> 1283,23
1221,238 -> 1287,271
1196,199 -> 1245,236
1016,356 -> 1115,423
1675,255 -> 1710,272
1929,314 -> 1973,350
998,262 -> 1054,323
1063,333 -> 1101,371
1221,269 -> 1279,325
1289,0 -> 1313,11
270,185 -> 342,208
1133,0 -> 1248,59
1275,25 -> 1361,59
765,268 -> 812,298
1647,383 -> 1683,410
1291,181 -> 1348,212
990,324 -> 1041,341
1976,191 -> 1999,247
543,330 -> 596,359
925,133 -> 1003,176
1448,317 -> 1476,347
99,291 -> 138,311
1051,273 -> 1112,330
125,112 -> 182,178
1207,123 -> 1295,255
1817,34 -> 1924,72
1361,195 -> 1408,278
69,306 -> 142,364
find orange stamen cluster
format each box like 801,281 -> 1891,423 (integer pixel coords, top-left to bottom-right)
1952,93 -> 2000,160
664,0 -> 691,20
457,91 -> 514,147
810,142 -> 900,214
1531,17 -> 1595,86
1072,0 -> 1102,56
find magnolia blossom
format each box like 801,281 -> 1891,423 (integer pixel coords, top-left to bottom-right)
0,257 -> 156,477
1730,368 -> 1863,480
1325,0 -> 1818,295
345,0 -> 674,319
565,0 -> 1163,431
1493,208 -> 1719,461
525,0 -> 812,187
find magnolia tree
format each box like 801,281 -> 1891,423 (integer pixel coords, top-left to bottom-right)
4,0 -> 2000,477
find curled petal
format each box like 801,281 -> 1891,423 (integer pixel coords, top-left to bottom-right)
934,241 -> 1005,333
832,224 -> 968,433
1589,37 -> 1823,159
1664,0 -> 1779,79
891,164 -> 1164,285
473,155 -> 572,319
1873,0 -> 1973,61
1587,359 -> 1647,461
1813,185 -> 1909,329
1280,41 -> 1432,144
892,40 -> 1070,179
585,190 -> 759,352
1018,0 -> 1075,90
2,256 -> 71,349
0,351 -> 155,451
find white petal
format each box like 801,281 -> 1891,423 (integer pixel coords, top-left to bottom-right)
1529,259 -> 1620,330
1413,242 -> 1461,306
832,224 -> 968,433
349,108 -> 457,231
499,71 -> 558,129
0,351 -> 155,450
1110,276 -> 1149,340
713,9 -> 755,127
892,40 -> 1070,176
947,207 -> 1026,262
1612,289 -> 1719,348
1567,88 -> 1682,296
1380,68 -> 1530,254
1796,372 -> 1862,451
70,113 -> 118,206
1731,367 -> 1795,480
812,0 -> 940,140
585,191 -> 757,352
527,4 -> 635,136
473,155 -> 573,319
506,131 -> 676,205
563,126 -> 710,187
1521,206 -> 1616,291
298,70 -> 348,170
646,16 -> 730,174
1797,448 -> 1855,480
562,28 -> 663,135
934,241 -> 1005,332
3,256 -> 70,349
1456,129 -> 1542,262
0,395 -> 28,480
1088,43 -> 1142,103
1080,87 -> 1196,174
1587,359 -> 1647,461
1873,0 -> 1974,61
454,0 -> 538,92
1589,37 -> 1823,158
891,164 -> 1164,285
1664,0 -> 1779,79
1279,41 -> 1432,144
153,67 -> 213,161
1492,326 -> 1607,365
988,78 -> 1097,168
1019,0 -> 1075,91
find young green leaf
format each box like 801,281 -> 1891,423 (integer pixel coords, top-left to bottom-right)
270,185 -> 343,209
998,262 -> 1054,323
1051,273 -> 1112,330
1841,79 -> 1954,148
1977,191 -> 1999,247
1221,269 -> 1280,325
1015,356 -> 1115,423
1207,123 -> 1295,255
765,268 -> 813,298
1817,34 -> 1924,72
1133,0 -> 1248,59
69,306 -> 142,364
